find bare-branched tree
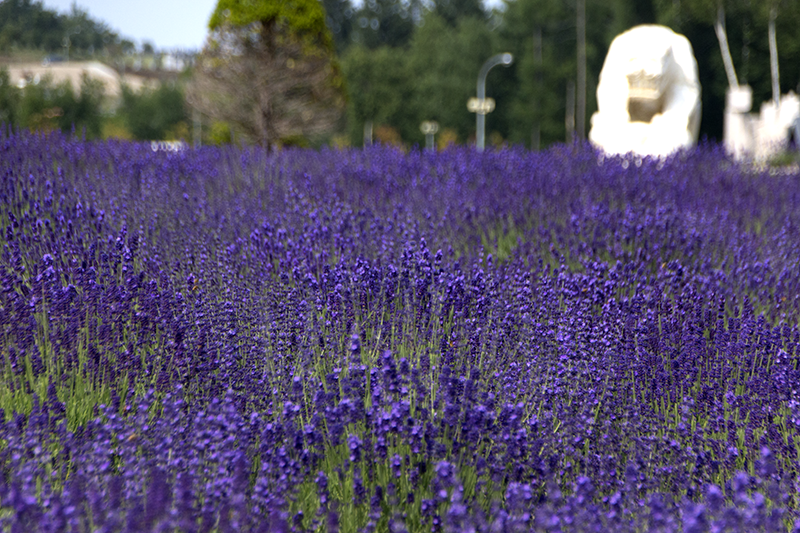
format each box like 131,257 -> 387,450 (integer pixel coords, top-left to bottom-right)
187,0 -> 346,149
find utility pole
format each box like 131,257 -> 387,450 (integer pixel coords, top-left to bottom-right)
566,80 -> 575,142
576,0 -> 586,139
532,27 -> 542,150
768,4 -> 780,105
364,120 -> 373,146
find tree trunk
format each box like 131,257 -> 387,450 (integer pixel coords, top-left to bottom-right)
256,86 -> 273,149
768,4 -> 780,105
714,2 -> 739,89
576,0 -> 586,139
532,27 -> 542,150
566,80 -> 575,142
364,120 -> 373,146
193,109 -> 202,148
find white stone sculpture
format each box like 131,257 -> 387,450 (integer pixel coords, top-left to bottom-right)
589,25 -> 702,157
724,85 -> 800,161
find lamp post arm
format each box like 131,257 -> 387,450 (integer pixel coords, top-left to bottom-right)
477,53 -> 513,100
476,53 -> 512,151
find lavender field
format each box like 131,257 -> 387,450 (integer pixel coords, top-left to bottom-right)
1,129 -> 799,532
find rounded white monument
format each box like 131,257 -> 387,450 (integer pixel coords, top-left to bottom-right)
589,25 -> 701,157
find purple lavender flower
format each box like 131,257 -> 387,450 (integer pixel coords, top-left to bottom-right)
2,131 -> 800,531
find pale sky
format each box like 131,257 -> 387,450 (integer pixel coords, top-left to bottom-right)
41,0 -> 219,51
40,0 -> 504,52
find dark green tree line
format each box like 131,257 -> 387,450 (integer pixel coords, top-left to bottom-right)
329,0 -> 800,149
120,82 -> 188,141
350,0 -> 416,49
338,2 -> 499,146
0,69 -> 104,137
0,0 -> 124,56
4,0 -> 799,150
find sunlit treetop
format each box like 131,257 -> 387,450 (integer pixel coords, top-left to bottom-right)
208,0 -> 333,48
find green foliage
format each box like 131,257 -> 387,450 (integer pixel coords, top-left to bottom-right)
119,82 -> 188,141
209,0 -> 333,48
432,0 -> 486,27
0,69 -> 19,126
0,0 -> 62,52
0,68 -> 169,142
322,0 -> 355,53
767,150 -> 800,168
280,133 -> 312,148
207,120 -> 233,145
190,0 -> 345,148
507,43 -> 563,147
341,44 -> 410,144
5,0 -> 792,150
407,15 -> 497,143
719,1 -> 800,110
341,12 -> 503,147
334,0 -> 800,149
350,0 -> 415,49
67,75 -> 105,138
100,114 -> 133,140
498,0 -> 614,147
10,73 -> 104,138
0,0 -> 121,56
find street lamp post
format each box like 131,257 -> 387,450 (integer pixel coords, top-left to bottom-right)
474,53 -> 513,151
420,121 -> 439,151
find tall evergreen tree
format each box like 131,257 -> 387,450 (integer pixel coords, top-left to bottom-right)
120,83 -> 187,141
432,0 -> 486,27
351,0 -> 414,48
500,0 -> 613,147
0,69 -> 20,126
407,14 -> 496,143
341,44 -> 411,144
0,0 -> 119,55
0,0 -> 62,51
322,0 -> 355,53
